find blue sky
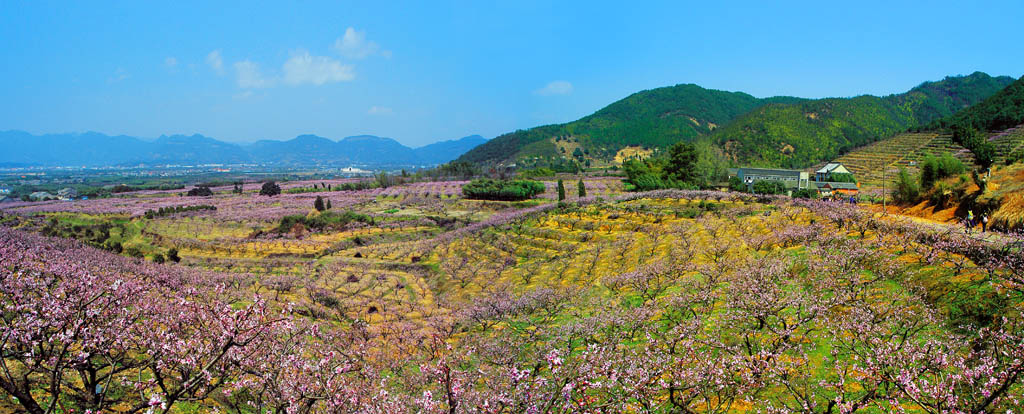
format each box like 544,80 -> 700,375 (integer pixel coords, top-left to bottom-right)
1,0 -> 1022,147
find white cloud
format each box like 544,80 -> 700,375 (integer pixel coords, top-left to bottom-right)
367,106 -> 393,115
234,60 -> 274,88
333,27 -> 390,59
534,80 -> 573,96
206,50 -> 224,74
165,57 -> 178,67
107,67 -> 129,84
282,50 -> 355,86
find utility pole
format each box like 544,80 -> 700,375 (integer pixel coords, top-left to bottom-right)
882,167 -> 887,215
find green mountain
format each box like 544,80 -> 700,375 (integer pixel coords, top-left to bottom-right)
459,72 -> 1014,169
713,72 -> 1016,168
928,75 -> 1024,132
458,84 -> 804,164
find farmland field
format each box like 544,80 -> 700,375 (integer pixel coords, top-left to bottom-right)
2,178 -> 1024,413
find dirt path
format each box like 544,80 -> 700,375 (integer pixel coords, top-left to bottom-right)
868,203 -> 1013,244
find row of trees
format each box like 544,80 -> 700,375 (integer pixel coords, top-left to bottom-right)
554,179 -> 587,201
461,179 -> 545,201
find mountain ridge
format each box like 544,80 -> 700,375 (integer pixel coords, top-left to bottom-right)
0,131 -> 487,167
459,72 -> 1015,169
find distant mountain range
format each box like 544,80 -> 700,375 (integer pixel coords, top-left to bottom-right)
0,131 -> 487,167
459,72 -> 1017,168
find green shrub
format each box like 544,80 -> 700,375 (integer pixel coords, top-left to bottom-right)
793,188 -> 819,199
920,153 -> 966,189
186,186 -> 213,197
728,176 -> 746,192
260,181 -> 282,196
124,246 -> 144,258
893,167 -> 921,203
752,180 -> 786,195
277,210 -> 374,233
167,248 -> 181,263
461,179 -> 545,201
518,167 -> 556,178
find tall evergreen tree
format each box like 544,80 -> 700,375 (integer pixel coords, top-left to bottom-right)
577,178 -> 586,197
313,196 -> 326,212
557,179 -> 566,201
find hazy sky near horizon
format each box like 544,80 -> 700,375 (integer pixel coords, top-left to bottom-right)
2,0 -> 1022,147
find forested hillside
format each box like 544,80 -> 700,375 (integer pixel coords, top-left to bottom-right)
460,72 -> 1014,168
710,72 -> 1015,167
458,84 -> 803,164
928,75 -> 1024,132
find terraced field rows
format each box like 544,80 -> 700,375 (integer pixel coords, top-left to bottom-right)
814,124 -> 1024,188
990,125 -> 1024,164
812,132 -> 976,187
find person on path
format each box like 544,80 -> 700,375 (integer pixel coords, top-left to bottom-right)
967,210 -> 975,233
982,214 -> 989,233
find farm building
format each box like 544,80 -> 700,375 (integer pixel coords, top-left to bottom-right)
732,167 -> 811,190
815,162 -> 852,182
814,181 -> 859,197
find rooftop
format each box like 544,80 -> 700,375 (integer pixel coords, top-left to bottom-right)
816,163 -> 845,174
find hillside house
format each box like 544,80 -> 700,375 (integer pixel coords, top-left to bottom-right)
815,181 -> 859,197
0,187 -> 10,195
815,162 -> 852,182
733,167 -> 811,190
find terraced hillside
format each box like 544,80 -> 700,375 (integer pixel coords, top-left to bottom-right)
817,124 -> 1024,187
989,125 -> 1024,165
812,132 -> 976,187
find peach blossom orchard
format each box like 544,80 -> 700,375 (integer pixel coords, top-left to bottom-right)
2,180 -> 1024,413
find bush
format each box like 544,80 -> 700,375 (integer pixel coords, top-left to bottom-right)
277,210 -> 373,233
186,186 -> 213,197
461,179 -> 545,201
144,205 -> 216,219
104,240 -> 123,253
314,196 -> 326,212
728,176 -> 746,192
335,181 -> 376,191
793,188 -> 820,199
167,248 -> 181,263
751,180 -> 786,195
518,167 -> 556,178
124,246 -> 144,258
892,167 -> 921,203
260,181 -> 282,197
920,153 -> 966,190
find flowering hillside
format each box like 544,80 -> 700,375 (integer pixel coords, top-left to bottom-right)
2,183 -> 1024,412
